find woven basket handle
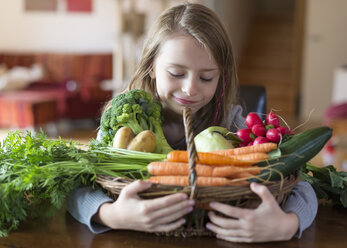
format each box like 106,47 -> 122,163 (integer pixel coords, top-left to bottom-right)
183,107 -> 198,200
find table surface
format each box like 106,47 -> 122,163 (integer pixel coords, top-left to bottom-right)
0,205 -> 346,248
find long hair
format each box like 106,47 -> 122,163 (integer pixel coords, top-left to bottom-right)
127,2 -> 239,128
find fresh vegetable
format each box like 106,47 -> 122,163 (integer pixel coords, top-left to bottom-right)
127,130 -> 156,153
148,176 -> 232,186
252,124 -> 266,137
266,128 -> 281,143
300,163 -> 347,208
194,126 -> 241,152
100,89 -> 173,154
237,112 -> 293,147
209,151 -> 269,162
148,162 -> 213,176
0,131 -> 167,237
113,126 -> 135,149
253,136 -> 269,145
232,171 -> 255,179
250,126 -> 332,181
236,128 -> 252,143
210,143 -> 277,156
147,161 -> 261,177
245,112 -> 263,129
277,126 -> 292,135
265,111 -> 280,127
213,165 -> 261,178
167,150 -> 259,166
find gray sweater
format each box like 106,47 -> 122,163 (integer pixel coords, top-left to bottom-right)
66,105 -> 318,237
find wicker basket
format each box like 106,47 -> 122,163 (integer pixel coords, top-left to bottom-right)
96,107 -> 299,237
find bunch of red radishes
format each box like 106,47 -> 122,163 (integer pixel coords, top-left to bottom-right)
237,112 -> 293,147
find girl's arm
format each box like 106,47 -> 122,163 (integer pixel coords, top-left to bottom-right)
67,130 -> 194,233
92,180 -> 194,232
66,187 -> 113,234
206,181 -> 317,242
281,181 -> 318,238
209,106 -> 318,242
66,181 -> 194,233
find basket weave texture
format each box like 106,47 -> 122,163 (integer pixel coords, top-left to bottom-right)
96,107 -> 299,237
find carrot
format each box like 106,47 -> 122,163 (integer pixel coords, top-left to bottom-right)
212,165 -> 261,177
167,150 -> 254,166
229,171 -> 255,179
229,152 -> 269,162
148,162 -> 213,176
229,180 -> 250,186
210,143 -> 277,156
147,176 -> 231,186
148,161 -> 261,177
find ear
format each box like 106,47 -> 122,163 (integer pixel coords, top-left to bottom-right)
149,67 -> 156,79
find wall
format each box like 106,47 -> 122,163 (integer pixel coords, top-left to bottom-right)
213,0 -> 255,62
0,0 -> 117,53
301,0 -> 347,122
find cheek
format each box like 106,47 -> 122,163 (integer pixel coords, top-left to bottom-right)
203,82 -> 219,103
155,73 -> 177,97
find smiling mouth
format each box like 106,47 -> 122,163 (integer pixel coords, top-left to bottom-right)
175,97 -> 197,105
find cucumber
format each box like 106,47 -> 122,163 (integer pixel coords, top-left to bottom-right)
250,126 -> 332,182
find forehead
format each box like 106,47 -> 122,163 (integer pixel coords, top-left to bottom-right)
156,33 -> 217,69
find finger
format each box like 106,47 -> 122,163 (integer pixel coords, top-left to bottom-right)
250,183 -> 276,206
209,202 -> 249,219
207,211 -> 241,229
206,222 -> 244,237
152,218 -> 186,232
151,204 -> 193,226
216,234 -> 252,243
150,199 -> 194,220
121,180 -> 152,198
146,193 -> 188,211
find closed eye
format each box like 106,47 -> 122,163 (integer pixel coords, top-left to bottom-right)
168,72 -> 184,78
200,77 -> 213,82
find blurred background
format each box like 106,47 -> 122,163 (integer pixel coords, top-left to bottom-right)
0,0 -> 346,169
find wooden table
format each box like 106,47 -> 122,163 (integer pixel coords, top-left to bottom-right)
0,205 -> 346,248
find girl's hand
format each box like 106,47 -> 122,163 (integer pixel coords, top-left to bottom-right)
206,182 -> 299,243
94,180 -> 194,232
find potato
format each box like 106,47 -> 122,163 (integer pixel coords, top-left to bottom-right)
113,126 -> 135,149
127,130 -> 156,153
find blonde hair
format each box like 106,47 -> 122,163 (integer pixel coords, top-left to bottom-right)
125,2 -> 239,127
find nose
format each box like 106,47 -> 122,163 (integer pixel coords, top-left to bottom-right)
181,76 -> 198,96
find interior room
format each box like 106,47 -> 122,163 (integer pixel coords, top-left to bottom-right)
1,0 -> 346,168
0,0 -> 346,246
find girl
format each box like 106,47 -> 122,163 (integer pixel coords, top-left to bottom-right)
67,2 -> 317,242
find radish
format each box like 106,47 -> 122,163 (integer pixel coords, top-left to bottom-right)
265,112 -> 280,128
248,141 -> 254,146
236,128 -> 252,143
266,128 -> 281,143
277,126 -> 292,136
252,124 -> 266,137
238,141 -> 249,147
245,113 -> 263,129
253,136 -> 269,145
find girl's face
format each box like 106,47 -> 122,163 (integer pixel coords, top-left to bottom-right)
150,33 -> 220,115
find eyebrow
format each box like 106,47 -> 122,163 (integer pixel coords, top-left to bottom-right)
167,63 -> 218,72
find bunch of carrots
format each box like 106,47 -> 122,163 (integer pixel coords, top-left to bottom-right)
147,142 -> 277,187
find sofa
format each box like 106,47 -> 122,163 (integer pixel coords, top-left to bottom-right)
0,53 -> 113,128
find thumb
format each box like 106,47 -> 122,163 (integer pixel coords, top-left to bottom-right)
250,182 -> 276,206
121,180 -> 152,198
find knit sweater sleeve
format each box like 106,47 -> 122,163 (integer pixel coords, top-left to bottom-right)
66,187 -> 113,233
228,105 -> 318,238
282,181 -> 318,238
66,130 -> 113,234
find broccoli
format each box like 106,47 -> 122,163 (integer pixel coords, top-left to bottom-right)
100,89 -> 173,154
